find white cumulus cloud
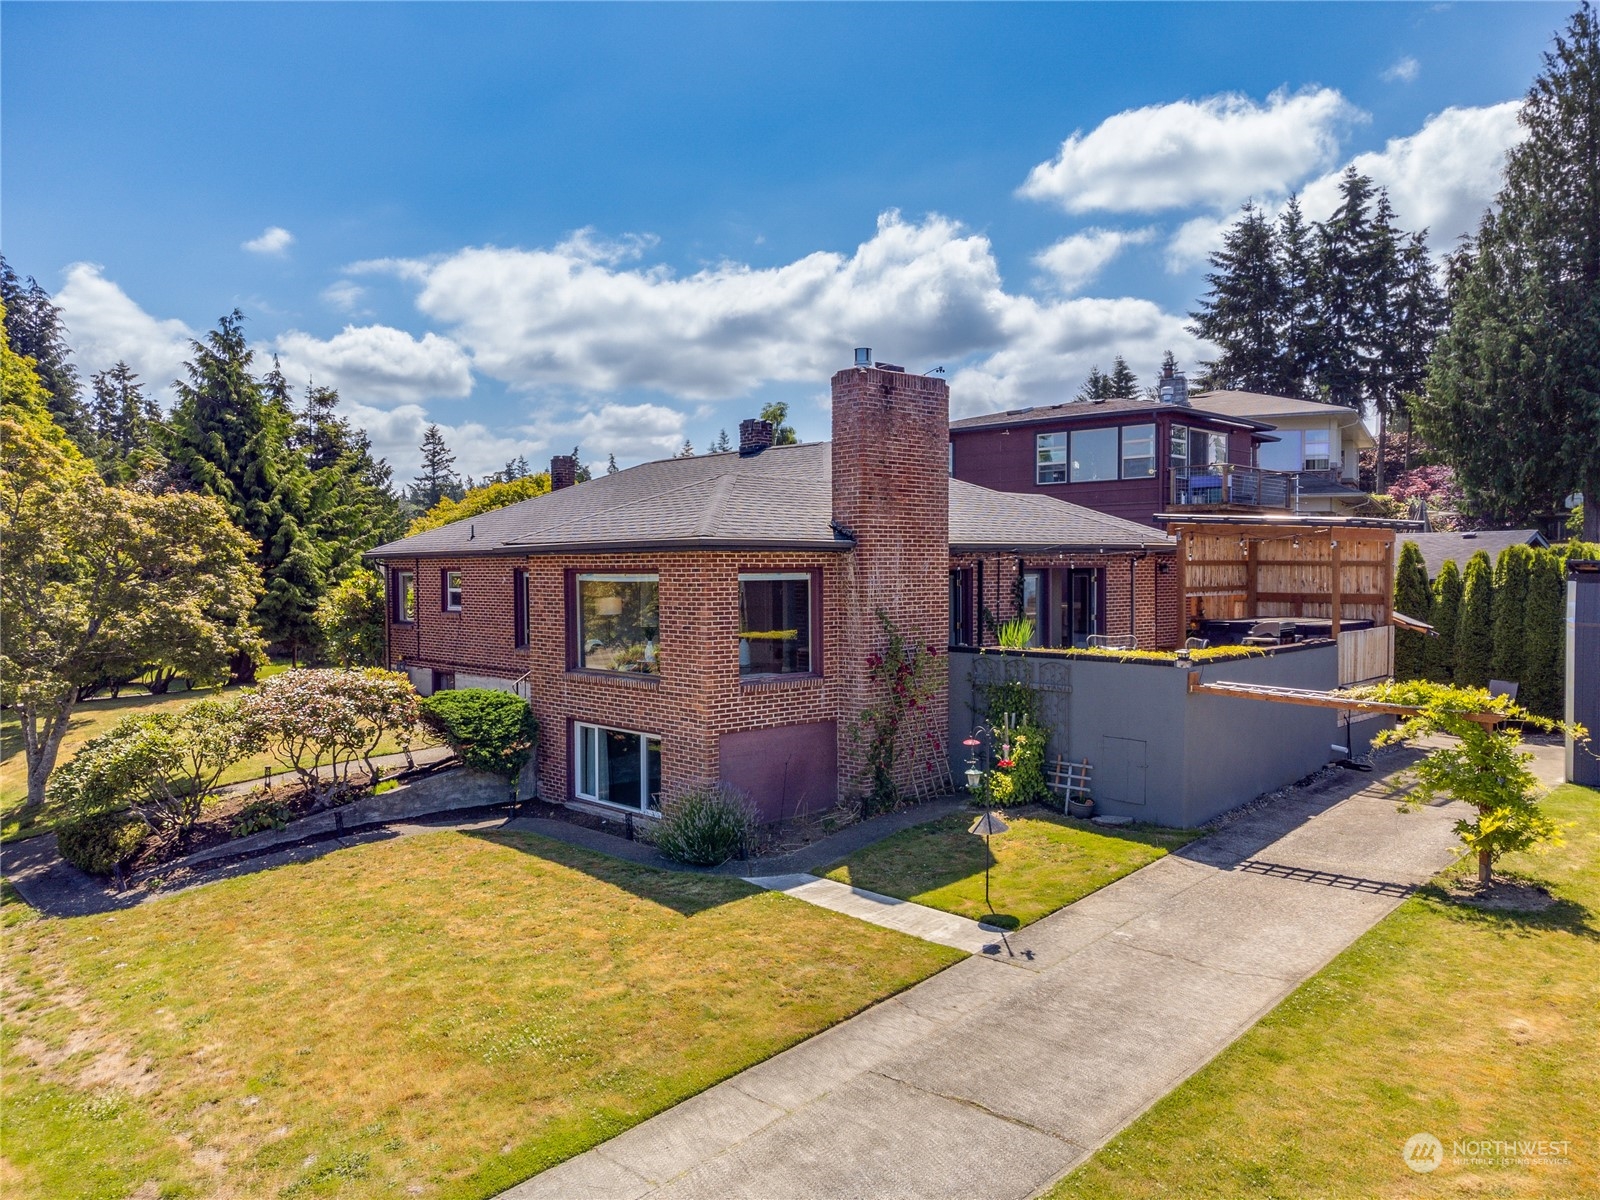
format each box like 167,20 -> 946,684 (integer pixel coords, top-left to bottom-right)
53,263 -> 195,404
322,280 -> 368,313
270,325 -> 475,408
1018,88 -> 1361,214
243,226 -> 295,256
1382,56 -> 1421,84
1034,228 -> 1155,294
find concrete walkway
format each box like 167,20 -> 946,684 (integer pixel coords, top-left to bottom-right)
745,874 -> 1008,954
501,746 -> 1539,1200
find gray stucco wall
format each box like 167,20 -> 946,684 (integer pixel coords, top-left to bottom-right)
949,645 -> 1386,827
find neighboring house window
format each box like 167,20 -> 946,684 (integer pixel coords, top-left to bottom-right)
1036,433 -> 1068,484
443,570 -> 464,611
1169,425 -> 1189,474
1071,428 -> 1118,482
1258,431 -> 1301,472
574,722 -> 662,812
1020,570 -> 1044,645
949,569 -> 974,647
739,572 -> 813,676
392,570 -> 416,623
1303,429 -> 1332,471
513,568 -> 529,649
576,573 -> 659,673
1121,423 -> 1156,478
948,442 -> 954,477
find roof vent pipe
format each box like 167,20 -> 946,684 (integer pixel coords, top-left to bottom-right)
854,347 -> 872,367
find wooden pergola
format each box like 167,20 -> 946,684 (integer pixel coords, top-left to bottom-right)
1185,673 -> 1505,727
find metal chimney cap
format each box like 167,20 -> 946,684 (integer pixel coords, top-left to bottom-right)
854,347 -> 872,367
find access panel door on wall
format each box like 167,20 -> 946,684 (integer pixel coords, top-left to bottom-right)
1100,735 -> 1148,805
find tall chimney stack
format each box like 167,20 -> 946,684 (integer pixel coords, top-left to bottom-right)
739,419 -> 775,456
550,455 -> 577,490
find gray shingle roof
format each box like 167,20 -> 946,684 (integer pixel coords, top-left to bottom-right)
1398,530 -> 1549,579
949,396 -> 1274,433
367,441 -> 1172,559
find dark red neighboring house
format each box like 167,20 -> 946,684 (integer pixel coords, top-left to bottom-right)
366,359 -> 1174,823
948,390 -> 1283,530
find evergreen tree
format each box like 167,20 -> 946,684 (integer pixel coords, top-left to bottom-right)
758,401 -> 799,445
1490,543 -> 1534,685
1455,550 -> 1495,688
1418,5 -> 1600,537
710,428 -> 733,454
1312,168 -> 1380,411
1076,366 -> 1112,401
1423,559 -> 1463,683
1107,356 -> 1139,398
412,424 -> 462,508
675,439 -> 696,458
1520,550 -> 1567,717
0,255 -> 88,449
1275,195 -> 1318,399
1189,202 -> 1285,392
570,445 -> 593,482
86,362 -> 162,483
606,452 -> 620,475
1393,541 -> 1432,680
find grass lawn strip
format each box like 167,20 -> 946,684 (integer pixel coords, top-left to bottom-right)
1047,784 -> 1600,1200
822,807 -> 1199,929
1,829 -> 961,1199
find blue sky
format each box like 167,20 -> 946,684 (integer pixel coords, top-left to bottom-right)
1,2 -> 1570,479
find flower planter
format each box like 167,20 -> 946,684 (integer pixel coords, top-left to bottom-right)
1067,797 -> 1095,819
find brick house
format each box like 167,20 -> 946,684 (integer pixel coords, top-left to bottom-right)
367,360 -> 1173,822
948,377 -> 1292,527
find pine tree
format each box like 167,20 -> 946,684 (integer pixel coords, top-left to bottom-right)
759,402 -> 799,445
570,445 -> 593,482
1423,559 -> 1463,683
1275,195 -> 1318,399
412,424 -> 462,508
1312,168 -> 1380,411
675,439 -> 696,458
1076,366 -> 1112,401
606,452 -> 620,475
1417,5 -> 1600,537
1189,202 -> 1285,392
87,362 -> 162,483
710,428 -> 733,454
1107,356 -> 1139,398
1393,541 -> 1432,680
1490,543 -> 1534,685
1455,550 -> 1495,688
0,256 -> 89,450
1520,549 -> 1567,717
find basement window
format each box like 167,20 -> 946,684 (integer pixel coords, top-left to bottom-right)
574,723 -> 662,813
739,573 -> 814,676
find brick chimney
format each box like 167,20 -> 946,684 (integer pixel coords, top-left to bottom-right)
1158,362 -> 1189,406
550,455 -> 577,490
831,357 -> 950,795
739,419 -> 775,456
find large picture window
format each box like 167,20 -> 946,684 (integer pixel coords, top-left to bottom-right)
392,570 -> 416,623
1071,428 -> 1119,482
574,723 -> 662,812
576,574 -> 659,674
739,573 -> 813,675
1036,433 -> 1068,485
1121,423 -> 1156,478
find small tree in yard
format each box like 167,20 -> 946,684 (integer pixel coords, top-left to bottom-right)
1354,680 -> 1586,887
1393,541 -> 1432,680
315,569 -> 387,666
1423,559 -> 1463,683
1454,550 -> 1495,688
47,697 -> 260,840
1520,552 -> 1567,719
242,669 -> 423,794
418,689 -> 538,787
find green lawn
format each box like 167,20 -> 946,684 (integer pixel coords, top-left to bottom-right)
822,807 -> 1199,929
0,829 -> 961,1199
1047,784 -> 1600,1200
1,677 -> 429,842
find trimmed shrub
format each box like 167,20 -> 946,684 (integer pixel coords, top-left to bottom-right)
1455,551 -> 1494,688
1491,544 -> 1533,685
1521,551 -> 1566,718
1393,541 -> 1432,680
418,688 -> 538,781
1423,560 -> 1463,683
57,812 -> 148,876
654,784 -> 755,866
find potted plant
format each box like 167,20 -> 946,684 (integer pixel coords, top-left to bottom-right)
1067,790 -> 1094,819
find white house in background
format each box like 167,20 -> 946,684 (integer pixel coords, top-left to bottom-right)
1191,390 -> 1375,515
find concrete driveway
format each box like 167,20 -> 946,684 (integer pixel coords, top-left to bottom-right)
501,747 -> 1511,1200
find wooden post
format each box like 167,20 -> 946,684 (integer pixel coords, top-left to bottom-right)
1176,527 -> 1188,637
1330,539 -> 1343,637
1245,537 -> 1259,616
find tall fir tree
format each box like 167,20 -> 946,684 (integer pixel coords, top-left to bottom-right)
1311,168 -> 1380,411
1189,202 -> 1285,392
1490,543 -> 1534,685
1107,356 -> 1139,398
0,255 -> 89,450
1520,550 -> 1567,718
412,424 -> 463,508
1423,559 -> 1463,683
1076,365 -> 1113,401
710,428 -> 733,454
1275,195 -> 1318,399
1454,550 -> 1495,688
1418,5 -> 1600,537
606,452 -> 621,475
86,361 -> 162,483
1393,541 -> 1432,680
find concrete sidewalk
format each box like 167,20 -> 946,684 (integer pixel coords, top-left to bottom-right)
745,874 -> 1008,954
501,750 -> 1500,1200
